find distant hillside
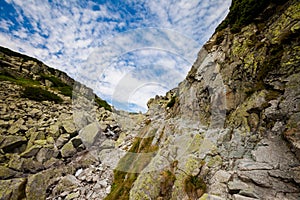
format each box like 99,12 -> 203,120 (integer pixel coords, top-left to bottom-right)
0,46 -> 111,111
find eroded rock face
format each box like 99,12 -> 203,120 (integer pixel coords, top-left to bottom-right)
105,1 -> 300,200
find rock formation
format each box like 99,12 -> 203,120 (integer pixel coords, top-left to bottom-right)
0,0 -> 299,199
105,0 -> 300,199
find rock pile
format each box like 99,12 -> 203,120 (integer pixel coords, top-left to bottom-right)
0,80 -> 141,199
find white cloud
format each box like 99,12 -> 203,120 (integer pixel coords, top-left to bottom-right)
0,0 -> 231,112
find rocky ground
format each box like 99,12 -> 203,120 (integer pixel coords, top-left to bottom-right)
0,79 -> 144,199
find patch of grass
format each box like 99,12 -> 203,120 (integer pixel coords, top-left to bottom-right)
41,74 -> 67,87
21,86 -> 63,103
0,72 -> 40,86
95,97 -> 112,111
40,74 -> 74,97
105,134 -> 158,200
184,175 -> 206,199
57,86 -> 73,97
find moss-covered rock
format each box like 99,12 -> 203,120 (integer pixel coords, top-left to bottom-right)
0,178 -> 26,200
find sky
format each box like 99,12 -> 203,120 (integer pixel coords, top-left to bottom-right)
0,0 -> 231,112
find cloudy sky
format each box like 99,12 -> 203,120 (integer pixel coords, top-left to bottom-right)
0,0 -> 231,112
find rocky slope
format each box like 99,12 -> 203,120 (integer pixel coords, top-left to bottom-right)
0,0 -> 299,200
104,0 -> 300,200
0,47 -> 145,199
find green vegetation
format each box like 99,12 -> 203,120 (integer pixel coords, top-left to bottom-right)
0,71 -> 40,87
0,46 -> 43,65
41,74 -> 112,110
159,170 -> 176,199
166,96 -> 176,108
57,86 -> 73,97
216,0 -> 286,33
95,97 -> 112,111
41,74 -> 66,87
184,175 -> 206,199
21,86 -> 63,103
105,133 -> 158,200
40,74 -> 73,97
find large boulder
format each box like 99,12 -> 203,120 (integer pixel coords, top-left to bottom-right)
0,178 -> 26,200
55,133 -> 70,149
0,135 -> 27,153
60,141 -> 77,158
78,122 -> 101,148
0,165 -> 18,179
7,118 -> 26,134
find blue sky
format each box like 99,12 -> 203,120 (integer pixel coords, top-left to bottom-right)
0,0 -> 231,112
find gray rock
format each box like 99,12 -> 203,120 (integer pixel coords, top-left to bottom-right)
29,108 -> 42,117
238,170 -> 272,188
22,158 -> 44,173
78,122 -> 101,148
237,159 -> 273,171
21,144 -> 42,157
54,175 -> 80,195
7,118 -> 25,134
0,135 -> 27,152
232,194 -> 258,200
65,191 -> 80,200
48,124 -> 60,137
228,179 -> 254,192
36,147 -> 55,163
62,120 -> 77,134
55,133 -> 70,149
0,178 -> 26,200
0,165 -> 18,179
61,141 -> 77,158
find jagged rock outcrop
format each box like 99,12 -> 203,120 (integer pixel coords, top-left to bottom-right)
105,0 -> 300,200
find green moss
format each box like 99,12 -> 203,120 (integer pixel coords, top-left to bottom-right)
40,74 -> 75,97
57,86 -> 73,97
21,86 -> 63,103
207,155 -> 223,168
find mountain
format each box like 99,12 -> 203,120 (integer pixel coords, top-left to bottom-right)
0,46 -> 145,199
105,0 -> 300,199
0,0 -> 299,199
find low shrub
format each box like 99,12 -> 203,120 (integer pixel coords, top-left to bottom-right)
41,74 -> 67,87
166,96 -> 176,108
57,86 -> 73,97
0,72 -> 40,86
95,97 -> 112,111
184,175 -> 206,199
21,86 -> 63,103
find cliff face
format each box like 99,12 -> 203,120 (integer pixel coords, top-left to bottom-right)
106,0 -> 300,199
